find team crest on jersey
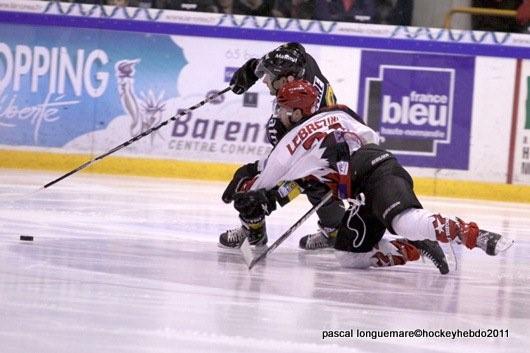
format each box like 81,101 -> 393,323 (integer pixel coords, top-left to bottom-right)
358,51 -> 474,170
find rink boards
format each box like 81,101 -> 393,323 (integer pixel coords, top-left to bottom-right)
0,0 -> 530,202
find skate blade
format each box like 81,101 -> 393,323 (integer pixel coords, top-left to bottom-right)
493,237 -> 514,255
443,241 -> 458,273
217,242 -> 242,249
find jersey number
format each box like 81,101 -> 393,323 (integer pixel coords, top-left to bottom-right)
301,123 -> 343,151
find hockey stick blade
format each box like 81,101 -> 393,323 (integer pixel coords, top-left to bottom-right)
239,237 -> 254,268
245,191 -> 333,270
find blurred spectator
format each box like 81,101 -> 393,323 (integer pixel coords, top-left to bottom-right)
136,0 -> 154,8
107,0 -> 128,6
472,0 -> 526,32
213,0 -> 244,14
271,0 -> 314,19
155,0 -> 217,11
516,0 -> 530,24
376,0 -> 413,26
313,0 -> 378,23
236,0 -> 273,17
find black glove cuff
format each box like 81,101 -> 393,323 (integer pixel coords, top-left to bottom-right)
230,58 -> 259,94
245,58 -> 259,80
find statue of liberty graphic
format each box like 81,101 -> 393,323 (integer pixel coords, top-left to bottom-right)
115,59 -> 166,144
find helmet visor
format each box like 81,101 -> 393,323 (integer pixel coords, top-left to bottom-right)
254,58 -> 278,81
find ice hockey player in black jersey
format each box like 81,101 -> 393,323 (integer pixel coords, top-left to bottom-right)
231,80 -> 514,273
220,42 -> 345,251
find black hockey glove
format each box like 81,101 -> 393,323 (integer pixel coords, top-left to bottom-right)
233,188 -> 277,218
222,161 -> 259,203
230,58 -> 259,95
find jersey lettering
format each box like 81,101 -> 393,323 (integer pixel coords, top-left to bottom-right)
312,76 -> 325,108
286,115 -> 340,155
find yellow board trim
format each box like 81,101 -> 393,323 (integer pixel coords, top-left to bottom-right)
413,178 -> 530,203
0,149 -> 237,181
2,149 -> 530,203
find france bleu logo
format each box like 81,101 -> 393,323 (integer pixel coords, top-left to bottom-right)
365,66 -> 454,157
358,51 -> 474,170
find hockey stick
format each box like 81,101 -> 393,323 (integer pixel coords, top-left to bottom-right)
240,190 -> 333,269
37,87 -> 232,191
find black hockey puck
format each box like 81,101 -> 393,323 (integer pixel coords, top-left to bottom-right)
20,235 -> 34,242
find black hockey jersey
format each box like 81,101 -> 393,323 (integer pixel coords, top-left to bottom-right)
302,53 -> 336,110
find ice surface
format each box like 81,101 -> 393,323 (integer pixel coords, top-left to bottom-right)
0,169 -> 529,353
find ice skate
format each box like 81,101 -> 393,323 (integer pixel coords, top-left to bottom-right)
475,228 -> 514,256
432,215 -> 514,256
370,239 -> 420,267
407,239 -> 449,275
299,223 -> 337,250
219,216 -> 267,248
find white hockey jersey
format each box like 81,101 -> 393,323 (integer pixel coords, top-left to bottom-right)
251,107 -> 379,194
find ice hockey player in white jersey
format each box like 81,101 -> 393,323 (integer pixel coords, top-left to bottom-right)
231,80 -> 514,273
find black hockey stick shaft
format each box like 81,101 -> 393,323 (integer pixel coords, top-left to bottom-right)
248,190 -> 333,269
43,86 -> 232,190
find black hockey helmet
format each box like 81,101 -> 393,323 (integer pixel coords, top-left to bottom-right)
254,42 -> 306,81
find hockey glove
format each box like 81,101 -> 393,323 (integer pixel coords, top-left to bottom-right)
230,58 -> 259,94
233,189 -> 277,218
222,161 -> 259,203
